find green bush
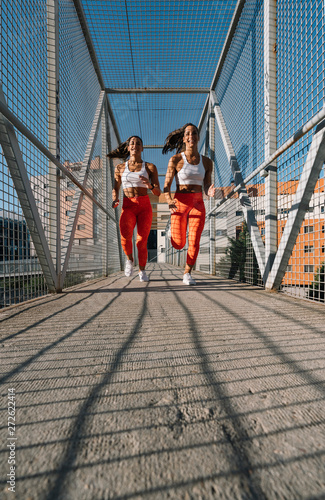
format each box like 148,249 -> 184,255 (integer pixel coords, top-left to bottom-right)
308,262 -> 325,302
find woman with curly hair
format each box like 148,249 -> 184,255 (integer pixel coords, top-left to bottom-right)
163,123 -> 215,285
108,135 -> 160,282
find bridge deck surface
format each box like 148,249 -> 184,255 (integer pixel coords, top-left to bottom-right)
0,263 -> 324,500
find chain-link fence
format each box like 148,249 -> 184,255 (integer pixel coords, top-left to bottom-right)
0,0 -> 122,308
165,0 -> 325,304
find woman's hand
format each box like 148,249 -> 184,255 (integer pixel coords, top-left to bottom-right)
168,201 -> 177,213
207,184 -> 216,197
139,175 -> 151,188
112,199 -> 119,208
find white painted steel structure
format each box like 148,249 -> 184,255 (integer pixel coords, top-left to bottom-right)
0,0 -> 324,306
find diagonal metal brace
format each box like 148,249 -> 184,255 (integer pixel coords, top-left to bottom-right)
60,91 -> 105,283
0,87 -> 57,291
210,91 -> 266,277
266,120 -> 325,290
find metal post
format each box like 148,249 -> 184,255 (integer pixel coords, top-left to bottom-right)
47,0 -> 61,291
101,108 -> 108,276
105,98 -> 123,271
263,0 -> 278,282
208,95 -> 216,275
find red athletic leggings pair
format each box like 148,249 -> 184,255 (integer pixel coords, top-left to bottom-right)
119,195 -> 152,268
171,192 -> 206,267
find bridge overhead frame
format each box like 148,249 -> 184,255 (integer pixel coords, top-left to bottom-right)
0,0 -> 324,307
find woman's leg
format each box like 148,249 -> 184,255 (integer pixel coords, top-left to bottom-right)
136,197 -> 153,270
186,196 -> 206,270
171,195 -> 189,250
119,207 -> 137,260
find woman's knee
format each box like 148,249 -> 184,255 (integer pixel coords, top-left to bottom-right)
171,237 -> 186,250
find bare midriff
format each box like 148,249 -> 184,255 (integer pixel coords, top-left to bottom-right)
123,187 -> 149,198
176,184 -> 202,193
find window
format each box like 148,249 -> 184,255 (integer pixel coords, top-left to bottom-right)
216,247 -> 227,254
66,210 -> 70,216
322,246 -> 325,254
160,247 -> 165,253
79,209 -> 85,215
161,232 -> 165,237
278,208 -> 289,215
322,225 -> 325,234
304,245 -> 314,253
321,206 -> 324,213
66,196 -> 73,202
77,224 -> 85,230
304,265 -> 314,273
216,229 -> 227,236
261,228 -> 265,236
286,265 -> 292,272
236,210 -> 243,217
304,225 -> 313,233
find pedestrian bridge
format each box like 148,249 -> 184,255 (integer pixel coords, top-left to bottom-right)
1,0 -> 325,497
0,264 -> 324,499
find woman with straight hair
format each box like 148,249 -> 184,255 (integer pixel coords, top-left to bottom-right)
163,123 -> 215,285
108,135 -> 161,282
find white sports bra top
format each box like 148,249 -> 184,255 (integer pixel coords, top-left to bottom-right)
121,161 -> 149,189
176,152 -> 205,186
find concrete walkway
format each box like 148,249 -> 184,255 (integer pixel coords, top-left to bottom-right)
0,263 -> 324,500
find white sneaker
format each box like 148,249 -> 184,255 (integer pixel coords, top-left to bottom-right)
183,273 -> 196,285
124,259 -> 134,277
139,270 -> 149,282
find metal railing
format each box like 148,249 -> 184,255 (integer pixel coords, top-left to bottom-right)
0,0 -> 123,307
165,0 -> 325,304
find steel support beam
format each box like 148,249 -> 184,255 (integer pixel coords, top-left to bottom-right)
265,121 -> 325,291
0,96 -> 116,221
263,0 -> 278,282
105,99 -> 124,271
211,91 -> 266,277
208,98 -> 216,275
0,87 -> 57,292
47,0 -> 61,290
206,105 -> 325,217
61,91 -> 105,284
106,88 -> 210,94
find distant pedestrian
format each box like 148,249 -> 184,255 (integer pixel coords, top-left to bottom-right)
108,136 -> 161,282
163,123 -> 215,285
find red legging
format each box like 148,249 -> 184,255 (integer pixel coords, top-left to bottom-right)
171,192 -> 205,267
119,195 -> 152,268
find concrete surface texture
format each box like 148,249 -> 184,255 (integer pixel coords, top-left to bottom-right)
0,263 -> 324,500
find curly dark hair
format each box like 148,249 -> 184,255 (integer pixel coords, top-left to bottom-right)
162,123 -> 199,154
107,135 -> 143,160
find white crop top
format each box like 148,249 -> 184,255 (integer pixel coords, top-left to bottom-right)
121,161 -> 149,189
175,152 -> 205,186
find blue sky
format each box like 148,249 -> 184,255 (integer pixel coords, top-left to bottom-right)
81,0 -> 238,172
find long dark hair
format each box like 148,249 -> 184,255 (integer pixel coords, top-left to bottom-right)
107,135 -> 143,160
162,123 -> 199,154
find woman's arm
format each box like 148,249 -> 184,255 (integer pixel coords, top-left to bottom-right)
202,156 -> 216,197
112,164 -> 122,208
164,156 -> 178,212
141,163 -> 161,196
